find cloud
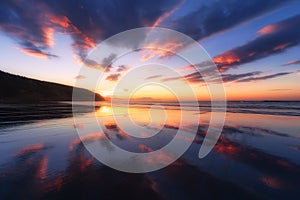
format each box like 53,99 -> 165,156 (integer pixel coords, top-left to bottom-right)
150,0 -> 185,28
145,75 -> 162,80
237,72 -> 292,82
268,89 -> 292,91
83,59 -> 103,69
184,71 -> 263,84
140,41 -> 184,61
105,73 -> 121,82
281,60 -> 300,66
0,0 -> 183,59
213,14 -> 300,71
161,76 -> 180,82
162,70 -> 293,84
75,75 -> 85,79
0,1 -> 58,59
83,53 -> 117,71
257,24 -> 278,36
21,47 -> 58,59
102,54 -> 117,72
221,72 -> 262,82
117,65 -> 128,72
216,71 -> 292,83
172,0 -> 290,40
178,65 -> 195,72
0,0 -> 291,62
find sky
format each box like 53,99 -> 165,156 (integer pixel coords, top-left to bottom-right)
0,0 -> 299,100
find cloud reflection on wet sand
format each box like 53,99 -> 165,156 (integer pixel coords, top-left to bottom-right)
0,103 -> 300,199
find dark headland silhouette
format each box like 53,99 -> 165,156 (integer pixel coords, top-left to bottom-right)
0,70 -> 104,103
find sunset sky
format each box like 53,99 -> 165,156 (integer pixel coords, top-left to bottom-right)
0,0 -> 299,100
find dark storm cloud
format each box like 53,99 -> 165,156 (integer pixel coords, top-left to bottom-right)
0,0 -> 292,61
214,14 -> 300,71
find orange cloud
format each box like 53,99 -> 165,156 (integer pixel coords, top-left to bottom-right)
178,65 -> 194,72
49,15 -> 70,29
273,42 -> 292,51
48,15 -> 97,60
257,24 -> 278,35
20,49 -> 48,59
213,14 -> 300,71
48,14 -> 97,52
106,73 -> 121,81
213,52 -> 241,67
140,41 -> 183,61
151,0 -> 185,28
43,27 -> 54,47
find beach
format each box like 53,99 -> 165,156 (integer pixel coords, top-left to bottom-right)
0,101 -> 299,199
